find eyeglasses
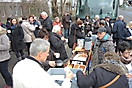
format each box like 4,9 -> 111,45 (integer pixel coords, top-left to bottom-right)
124,52 -> 131,54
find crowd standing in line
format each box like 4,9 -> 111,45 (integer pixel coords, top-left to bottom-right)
0,11 -> 132,88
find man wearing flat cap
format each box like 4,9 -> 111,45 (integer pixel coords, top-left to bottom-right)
97,27 -> 115,64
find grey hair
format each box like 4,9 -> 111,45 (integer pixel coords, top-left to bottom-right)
30,38 -> 50,56
95,15 -> 99,19
118,15 -> 124,20
52,25 -> 61,33
41,11 -> 48,17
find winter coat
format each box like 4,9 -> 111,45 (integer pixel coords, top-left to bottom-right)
21,20 -> 35,42
43,49 -> 55,71
49,32 -> 68,61
122,28 -> 132,46
84,19 -> 92,34
97,34 -> 115,63
0,26 -> 10,62
11,25 -> 25,52
105,25 -> 112,36
77,61 -> 129,88
93,20 -> 100,34
112,20 -> 125,39
39,16 -> 53,32
62,15 -> 70,29
68,23 -> 85,48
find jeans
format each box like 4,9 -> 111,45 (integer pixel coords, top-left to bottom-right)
14,50 -> 24,58
0,60 -> 12,86
64,28 -> 69,38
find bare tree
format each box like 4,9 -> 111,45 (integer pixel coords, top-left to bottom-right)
60,0 -> 67,16
51,0 -> 59,18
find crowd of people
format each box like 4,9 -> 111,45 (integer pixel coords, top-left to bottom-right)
0,11 -> 132,88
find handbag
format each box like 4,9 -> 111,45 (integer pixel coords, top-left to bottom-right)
22,25 -> 36,42
30,34 -> 36,41
99,75 -> 120,88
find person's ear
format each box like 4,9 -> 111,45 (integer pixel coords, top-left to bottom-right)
120,51 -> 123,56
38,51 -> 43,57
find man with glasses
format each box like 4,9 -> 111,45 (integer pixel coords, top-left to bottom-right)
118,41 -> 132,88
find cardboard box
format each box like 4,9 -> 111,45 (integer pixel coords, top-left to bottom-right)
47,68 -> 81,88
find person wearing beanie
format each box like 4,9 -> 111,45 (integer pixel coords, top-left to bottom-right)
97,27 -> 115,64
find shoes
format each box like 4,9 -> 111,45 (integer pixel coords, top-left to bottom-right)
21,55 -> 26,59
17,57 -> 22,61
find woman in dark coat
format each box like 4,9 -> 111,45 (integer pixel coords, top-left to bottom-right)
11,18 -> 25,60
76,51 -> 129,88
84,14 -> 93,35
49,25 -> 68,61
68,20 -> 85,49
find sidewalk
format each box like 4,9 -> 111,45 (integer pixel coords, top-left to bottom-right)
120,5 -> 132,11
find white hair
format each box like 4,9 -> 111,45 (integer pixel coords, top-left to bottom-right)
95,15 -> 99,19
118,15 -> 124,20
30,38 -> 50,56
52,25 -> 61,33
41,11 -> 48,17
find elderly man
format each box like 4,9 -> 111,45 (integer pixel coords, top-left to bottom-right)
112,15 -> 125,52
39,11 -> 53,33
97,27 -> 115,64
13,38 -> 73,88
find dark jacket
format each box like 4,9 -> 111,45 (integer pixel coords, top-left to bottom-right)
122,28 -> 132,46
30,20 -> 40,38
49,32 -> 68,61
97,34 -> 115,63
112,20 -> 125,39
62,15 -> 70,29
84,19 -> 92,35
93,20 -> 100,34
105,25 -> 112,36
77,61 -> 129,88
68,23 -> 85,48
43,49 -> 55,71
39,16 -> 53,32
105,21 -> 112,30
11,25 -> 25,51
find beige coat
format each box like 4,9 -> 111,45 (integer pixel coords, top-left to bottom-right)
21,20 -> 35,42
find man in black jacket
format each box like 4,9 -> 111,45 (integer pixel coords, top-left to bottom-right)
39,12 -> 53,33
